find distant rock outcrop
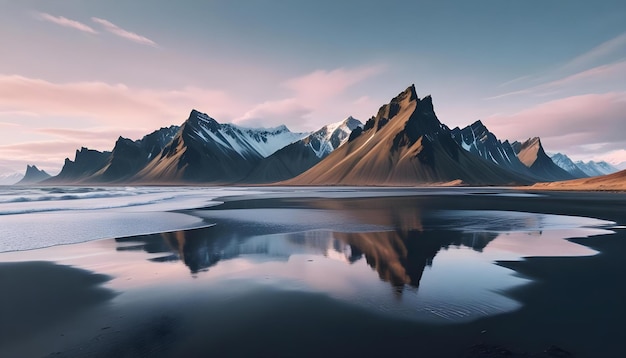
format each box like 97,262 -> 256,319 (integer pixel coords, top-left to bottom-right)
15,165 -> 51,185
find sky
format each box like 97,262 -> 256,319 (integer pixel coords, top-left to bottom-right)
1,0 -> 626,175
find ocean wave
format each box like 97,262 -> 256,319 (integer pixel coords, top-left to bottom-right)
0,195 -> 185,216
0,187 -> 159,204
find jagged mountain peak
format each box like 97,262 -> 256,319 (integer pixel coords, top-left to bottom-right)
25,164 -> 44,173
393,92 -> 447,149
521,136 -> 541,147
17,164 -> 52,185
189,108 -> 216,122
472,119 -> 485,127
185,109 -> 220,134
288,85 -> 528,186
404,84 -> 418,101
361,85 -> 420,134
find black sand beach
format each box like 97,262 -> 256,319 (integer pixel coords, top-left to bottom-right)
1,189 -> 625,358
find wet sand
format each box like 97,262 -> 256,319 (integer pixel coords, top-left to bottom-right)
0,190 -> 625,357
0,262 -> 115,357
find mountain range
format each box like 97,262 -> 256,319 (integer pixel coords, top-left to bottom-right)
550,153 -> 619,178
0,172 -> 23,186
7,84 -> 625,188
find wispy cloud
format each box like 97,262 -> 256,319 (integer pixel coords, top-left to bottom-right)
489,32 -> 626,100
37,12 -> 98,34
561,32 -> 626,73
496,75 -> 532,88
541,60 -> 626,89
0,121 -> 21,128
485,59 -> 626,100
36,128 -> 148,142
91,17 -> 157,47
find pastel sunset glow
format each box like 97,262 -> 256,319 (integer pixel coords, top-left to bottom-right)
1,0 -> 625,175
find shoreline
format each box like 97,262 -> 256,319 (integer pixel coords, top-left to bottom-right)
1,190 -> 624,357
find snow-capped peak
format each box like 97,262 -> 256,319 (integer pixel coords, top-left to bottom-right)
550,153 -> 580,172
574,159 -> 620,176
305,116 -> 363,158
184,109 -> 309,158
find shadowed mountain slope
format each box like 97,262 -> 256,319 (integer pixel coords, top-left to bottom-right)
92,126 -> 179,183
44,147 -> 112,184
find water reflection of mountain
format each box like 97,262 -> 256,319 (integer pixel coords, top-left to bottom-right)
334,230 -> 496,292
116,196 -> 498,292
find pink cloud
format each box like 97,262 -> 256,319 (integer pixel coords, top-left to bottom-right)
91,17 -> 157,47
37,13 -> 98,34
283,65 -> 385,102
235,65 -> 384,130
0,74 -> 240,128
0,140 -> 96,174
36,128 -> 149,142
0,121 -> 20,128
484,92 -> 626,157
0,74 -> 245,172
597,149 -> 626,165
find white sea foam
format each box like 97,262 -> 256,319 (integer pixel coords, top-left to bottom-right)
0,186 -> 264,252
